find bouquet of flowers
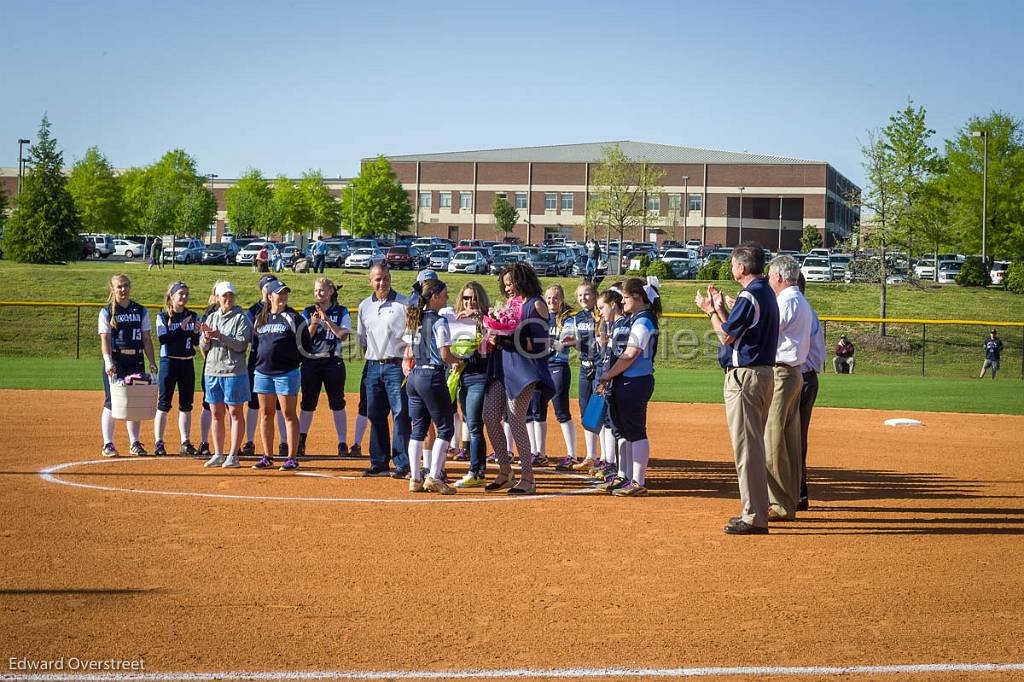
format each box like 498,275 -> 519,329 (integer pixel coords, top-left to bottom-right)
446,319 -> 483,401
482,296 -> 523,335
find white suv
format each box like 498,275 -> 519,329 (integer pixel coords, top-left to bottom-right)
801,257 -> 834,282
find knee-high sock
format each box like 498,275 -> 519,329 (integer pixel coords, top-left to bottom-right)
332,409 -> 348,443
276,410 -> 286,443
537,422 -> 548,457
583,428 -> 597,460
101,408 -> 115,444
560,420 -> 577,459
408,440 -> 425,481
126,420 -> 141,444
200,408 -> 212,444
154,410 -> 168,442
429,438 -> 450,478
601,427 -> 616,464
299,409 -> 315,434
526,421 -> 538,454
461,418 -> 470,443
502,420 -> 512,454
631,439 -> 650,486
246,408 -> 259,442
353,414 -> 368,445
616,439 -> 633,480
178,410 -> 192,445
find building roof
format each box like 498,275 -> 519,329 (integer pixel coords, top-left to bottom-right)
379,140 -> 824,165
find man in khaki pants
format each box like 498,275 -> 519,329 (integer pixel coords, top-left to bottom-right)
764,256 -> 813,521
696,243 -> 779,535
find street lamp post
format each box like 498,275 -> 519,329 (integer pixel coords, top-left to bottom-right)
737,186 -> 745,245
972,130 -> 988,265
681,175 -> 689,244
17,138 -> 30,196
207,174 -> 218,241
778,194 -> 783,251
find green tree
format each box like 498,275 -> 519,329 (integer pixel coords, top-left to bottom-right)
492,196 -> 519,238
942,112 -> 1024,260
585,144 -> 664,274
856,129 -> 900,335
0,181 -> 7,244
883,100 -> 939,259
3,115 -> 82,263
340,155 -> 412,238
176,183 -> 217,239
800,224 -> 823,252
910,173 -> 957,280
225,168 -> 272,237
300,170 -> 341,238
66,146 -> 124,236
120,149 -> 214,240
268,176 -> 312,239
120,166 -> 152,234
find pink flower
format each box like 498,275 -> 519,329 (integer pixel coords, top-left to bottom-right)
483,296 -> 523,334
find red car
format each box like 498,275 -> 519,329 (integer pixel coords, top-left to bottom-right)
386,245 -> 425,270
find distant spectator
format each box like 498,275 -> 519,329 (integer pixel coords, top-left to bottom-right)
833,334 -> 855,374
979,329 -> 1003,379
148,238 -> 163,272
586,240 -> 601,280
255,244 -> 270,273
312,237 -> 328,274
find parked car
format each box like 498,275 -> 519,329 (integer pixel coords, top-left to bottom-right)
991,261 -> 1011,286
280,245 -> 307,268
492,252 -> 528,274
447,250 -> 489,274
685,239 -> 703,250
829,254 -> 853,280
937,261 -> 962,284
662,249 -> 699,279
386,245 -> 425,270
345,248 -> 386,269
113,239 -> 145,259
913,258 -> 937,280
621,247 -> 658,271
428,249 -> 455,270
530,250 -> 573,276
236,240 -> 280,266
808,248 -> 831,259
801,257 -> 834,282
323,242 -> 350,267
163,238 -> 205,264
82,234 -> 115,258
201,241 -> 241,265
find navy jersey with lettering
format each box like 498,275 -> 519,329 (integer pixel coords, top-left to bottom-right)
301,303 -> 351,357
98,301 -> 149,355
156,310 -> 200,358
246,301 -> 264,370
254,307 -> 311,375
572,308 -> 598,369
411,310 -> 451,367
599,316 -> 632,374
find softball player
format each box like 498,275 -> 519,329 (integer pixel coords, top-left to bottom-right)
299,277 -> 352,458
99,274 -> 157,456
153,281 -> 200,456
404,278 -> 460,495
250,280 -> 311,471
568,282 -> 601,471
526,285 -> 577,468
592,285 -> 630,483
242,275 -> 287,457
597,276 -> 661,497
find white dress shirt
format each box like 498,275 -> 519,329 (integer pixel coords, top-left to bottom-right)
775,285 -> 813,367
357,290 -> 409,360
801,309 -> 826,373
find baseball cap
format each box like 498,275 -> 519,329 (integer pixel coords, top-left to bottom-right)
259,275 -> 278,289
214,282 -> 236,297
266,280 -> 290,296
416,270 -> 439,284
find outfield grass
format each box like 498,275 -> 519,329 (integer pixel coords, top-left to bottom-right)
1,259 -> 1022,376
2,357 -> 1020,415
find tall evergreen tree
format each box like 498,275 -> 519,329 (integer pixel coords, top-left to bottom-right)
4,115 -> 82,263
340,155 -> 412,238
67,146 -> 125,235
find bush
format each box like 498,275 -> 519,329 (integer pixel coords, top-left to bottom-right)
956,257 -> 990,287
1006,261 -> 1024,294
695,261 -> 718,280
718,258 -> 734,280
646,259 -> 674,281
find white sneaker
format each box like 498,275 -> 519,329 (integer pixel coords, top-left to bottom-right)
221,454 -> 240,468
204,453 -> 226,468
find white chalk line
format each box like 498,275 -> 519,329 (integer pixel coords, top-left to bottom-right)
3,662 -> 1024,680
37,458 -> 597,504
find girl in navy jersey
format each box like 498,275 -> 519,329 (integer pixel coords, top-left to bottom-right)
250,280 -> 311,471
153,282 -> 200,456
298,277 -> 352,457
404,278 -> 461,494
242,275 -> 287,456
98,274 -> 158,456
568,282 -> 601,471
592,285 -> 630,485
597,277 -> 661,497
526,285 -> 577,468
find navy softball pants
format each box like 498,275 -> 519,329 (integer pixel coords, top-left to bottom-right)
300,357 -> 347,412
406,367 -> 454,442
158,357 -> 195,412
607,374 -> 654,442
527,362 -> 572,423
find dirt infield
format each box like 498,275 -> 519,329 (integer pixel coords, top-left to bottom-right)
2,389 -> 1023,681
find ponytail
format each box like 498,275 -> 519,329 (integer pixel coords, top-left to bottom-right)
255,286 -> 271,331
406,279 -> 445,333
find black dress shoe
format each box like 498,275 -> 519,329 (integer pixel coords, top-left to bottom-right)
796,497 -> 809,512
724,520 -> 769,535
361,465 -> 391,477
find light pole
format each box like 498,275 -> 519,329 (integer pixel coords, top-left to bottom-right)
207,174 -> 218,241
778,194 -> 784,251
17,138 -> 30,196
737,186 -> 745,245
972,130 -> 988,265
681,175 -> 689,244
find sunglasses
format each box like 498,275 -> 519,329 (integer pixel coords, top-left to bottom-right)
462,295 -> 477,301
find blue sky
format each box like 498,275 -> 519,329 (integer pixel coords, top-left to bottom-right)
2,0 -> 1021,187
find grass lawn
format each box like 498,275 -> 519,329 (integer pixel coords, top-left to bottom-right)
2,357 -> 1020,415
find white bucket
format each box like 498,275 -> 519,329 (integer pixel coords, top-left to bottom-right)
109,382 -> 158,421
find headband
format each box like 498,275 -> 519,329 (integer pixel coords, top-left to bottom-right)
643,276 -> 660,302
169,282 -> 188,297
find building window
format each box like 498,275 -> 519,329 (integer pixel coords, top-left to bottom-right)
418,192 -> 431,209
689,193 -> 702,212
561,193 -> 573,211
460,192 -> 472,210
515,192 -> 528,210
646,194 -> 660,212
668,194 -> 681,211
495,191 -> 508,200
439,191 -> 452,209
545,192 -> 556,210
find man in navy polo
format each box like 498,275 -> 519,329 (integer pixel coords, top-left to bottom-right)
696,242 -> 779,535
357,263 -> 410,477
